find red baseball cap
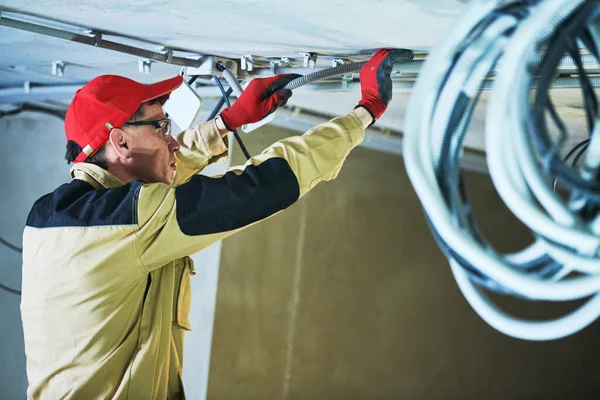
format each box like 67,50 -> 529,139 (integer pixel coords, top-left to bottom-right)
65,74 -> 184,163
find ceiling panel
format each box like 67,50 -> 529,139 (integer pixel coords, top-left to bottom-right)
0,0 -> 589,152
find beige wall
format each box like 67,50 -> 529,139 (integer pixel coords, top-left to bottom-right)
207,125 -> 600,400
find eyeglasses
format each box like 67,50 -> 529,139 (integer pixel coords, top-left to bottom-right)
122,118 -> 172,141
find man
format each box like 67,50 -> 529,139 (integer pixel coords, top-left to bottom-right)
21,49 -> 403,399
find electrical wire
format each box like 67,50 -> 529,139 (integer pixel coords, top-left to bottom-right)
207,87 -> 233,122
212,75 -> 251,160
0,237 -> 22,253
553,139 -> 590,192
0,282 -> 21,296
572,144 -> 591,167
403,0 -> 600,341
188,74 -> 235,122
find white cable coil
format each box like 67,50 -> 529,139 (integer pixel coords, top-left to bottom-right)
403,0 -> 600,341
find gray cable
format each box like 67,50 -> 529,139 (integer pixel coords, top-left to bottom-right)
217,51 -> 414,99
284,61 -> 368,90
285,50 -> 413,90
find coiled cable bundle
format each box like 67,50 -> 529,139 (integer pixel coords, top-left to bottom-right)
403,0 -> 600,340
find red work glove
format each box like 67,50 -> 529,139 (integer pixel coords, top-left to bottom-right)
356,49 -> 410,124
220,74 -> 301,131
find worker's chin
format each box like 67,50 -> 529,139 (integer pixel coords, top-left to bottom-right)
145,173 -> 173,185
163,171 -> 176,185
144,169 -> 175,185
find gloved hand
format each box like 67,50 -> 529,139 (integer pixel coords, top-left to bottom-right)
356,49 -> 408,124
220,74 -> 301,131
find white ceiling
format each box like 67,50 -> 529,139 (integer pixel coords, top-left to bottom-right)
0,0 -> 470,87
0,0 -> 469,57
0,0 -> 589,152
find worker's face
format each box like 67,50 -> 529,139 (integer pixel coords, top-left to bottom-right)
122,102 -> 180,185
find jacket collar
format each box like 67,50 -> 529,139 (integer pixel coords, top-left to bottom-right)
70,163 -> 125,190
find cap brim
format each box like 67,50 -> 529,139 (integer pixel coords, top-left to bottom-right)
143,75 -> 184,102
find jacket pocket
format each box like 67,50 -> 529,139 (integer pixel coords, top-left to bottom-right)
173,257 -> 195,331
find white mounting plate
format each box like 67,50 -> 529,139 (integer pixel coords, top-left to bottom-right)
164,80 -> 203,130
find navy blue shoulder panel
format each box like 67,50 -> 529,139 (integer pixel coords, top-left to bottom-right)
175,157 -> 300,235
26,179 -> 143,228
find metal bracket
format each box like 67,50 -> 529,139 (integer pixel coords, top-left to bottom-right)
341,74 -> 353,90
279,57 -> 292,67
89,31 -> 102,47
138,59 -> 153,74
182,56 -> 238,77
52,61 -> 65,76
268,61 -> 277,74
268,57 -> 293,73
300,52 -> 318,68
332,58 -> 346,67
241,55 -> 254,71
156,47 -> 174,64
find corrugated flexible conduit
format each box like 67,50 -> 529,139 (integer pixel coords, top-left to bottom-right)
217,63 -> 244,96
282,50 -> 412,90
217,49 -> 415,96
219,60 -> 374,96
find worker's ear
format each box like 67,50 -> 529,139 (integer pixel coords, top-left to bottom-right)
108,127 -> 132,159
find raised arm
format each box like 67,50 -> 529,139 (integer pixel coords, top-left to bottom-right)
135,49 -> 405,270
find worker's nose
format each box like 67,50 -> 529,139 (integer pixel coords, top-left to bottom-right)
168,136 -> 180,152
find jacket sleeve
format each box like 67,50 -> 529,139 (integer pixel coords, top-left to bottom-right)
134,112 -> 365,271
172,118 -> 229,186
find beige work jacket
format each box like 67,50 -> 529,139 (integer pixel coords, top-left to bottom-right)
21,113 -> 365,399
